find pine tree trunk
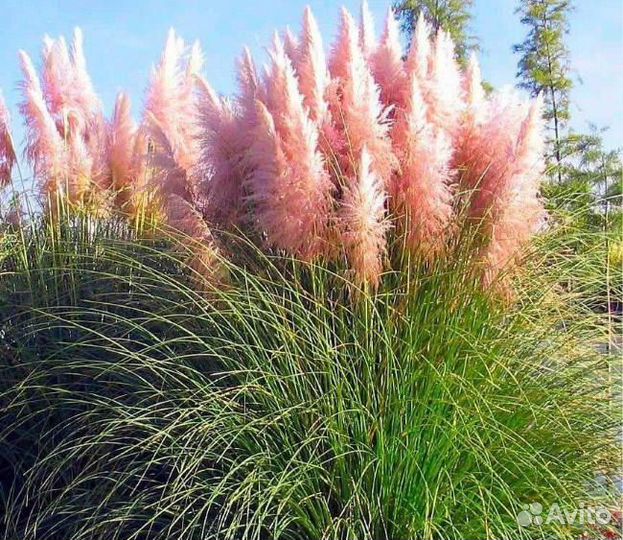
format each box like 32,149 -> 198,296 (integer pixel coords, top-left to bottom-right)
542,7 -> 564,184
550,86 -> 563,184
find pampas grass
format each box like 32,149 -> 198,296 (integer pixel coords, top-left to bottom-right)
0,92 -> 16,188
2,4 -> 547,292
0,5 -> 617,539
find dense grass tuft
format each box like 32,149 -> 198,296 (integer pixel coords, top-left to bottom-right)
0,215 -> 619,539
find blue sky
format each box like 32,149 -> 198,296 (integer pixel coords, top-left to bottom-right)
1,0 -> 621,150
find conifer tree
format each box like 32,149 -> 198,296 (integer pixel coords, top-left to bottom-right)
514,0 -> 573,183
393,0 -> 475,65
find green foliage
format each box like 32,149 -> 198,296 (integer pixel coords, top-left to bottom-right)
513,0 -> 621,285
514,0 -> 573,121
393,0 -> 476,65
0,216 -> 619,539
547,127 -> 623,239
514,0 -> 574,182
561,127 -> 623,196
542,177 -> 622,317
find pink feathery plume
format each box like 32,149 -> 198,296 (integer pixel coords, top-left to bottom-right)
144,30 -> 187,164
453,52 -> 488,176
84,112 -> 111,195
283,27 -> 299,65
108,92 -> 137,199
457,89 -> 545,289
186,40 -> 204,80
481,95 -> 545,285
463,52 -> 485,117
392,75 -> 454,259
329,7 -> 359,81
166,193 -> 213,242
40,36 -> 72,123
39,30 -> 107,198
514,95 -> 545,179
180,39 -> 203,169
125,127 -> 149,211
145,112 -> 194,203
236,46 -> 266,147
340,146 -> 389,287
329,8 -> 396,188
461,53 -> 488,148
71,28 -> 109,191
237,47 -> 262,116
70,28 -> 101,119
66,132 -> 92,203
235,46 -> 268,188
42,30 -> 100,125
195,76 -> 247,227
359,0 -> 376,59
463,91 -> 527,220
144,29 -> 201,207
250,37 -> 334,260
245,101 -> 283,225
296,7 -> 330,124
144,29 -> 181,124
42,35 -> 54,58
19,50 -> 66,197
426,29 -> 464,138
257,33 -> 284,117
294,7 -> 343,160
182,40 -> 203,122
165,193 -> 224,286
405,14 -> 431,87
371,9 -> 405,108
0,92 -> 17,188
85,113 -> 111,194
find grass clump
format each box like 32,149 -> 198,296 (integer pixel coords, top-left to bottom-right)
0,215 -> 619,540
